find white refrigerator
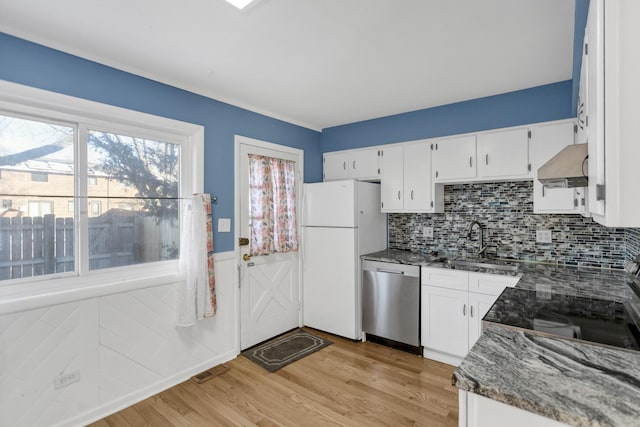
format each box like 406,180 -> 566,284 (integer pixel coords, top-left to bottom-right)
302,180 -> 386,340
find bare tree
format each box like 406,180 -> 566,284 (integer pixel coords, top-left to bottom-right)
87,131 -> 179,219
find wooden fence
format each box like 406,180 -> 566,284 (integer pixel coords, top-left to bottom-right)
0,214 -> 178,281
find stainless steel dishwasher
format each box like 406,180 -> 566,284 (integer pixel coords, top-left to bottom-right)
362,260 -> 420,350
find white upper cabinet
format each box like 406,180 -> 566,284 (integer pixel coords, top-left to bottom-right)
584,0 -> 640,226
379,140 -> 444,213
433,128 -> 531,184
404,141 -> 432,211
433,135 -> 477,181
379,144 -> 404,211
532,121 -> 583,214
323,147 -> 380,181
477,128 -> 531,179
323,151 -> 350,181
350,148 -> 379,180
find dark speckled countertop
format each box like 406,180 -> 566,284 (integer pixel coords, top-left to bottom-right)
363,249 -> 640,426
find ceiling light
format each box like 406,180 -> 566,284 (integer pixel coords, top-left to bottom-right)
225,0 -> 255,9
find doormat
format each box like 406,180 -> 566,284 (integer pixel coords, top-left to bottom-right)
241,328 -> 332,372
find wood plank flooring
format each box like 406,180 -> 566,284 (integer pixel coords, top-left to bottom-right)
91,329 -> 458,426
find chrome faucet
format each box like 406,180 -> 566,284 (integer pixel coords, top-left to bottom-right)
467,220 -> 487,258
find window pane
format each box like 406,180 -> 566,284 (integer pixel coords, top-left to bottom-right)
87,130 -> 180,270
0,114 -> 75,281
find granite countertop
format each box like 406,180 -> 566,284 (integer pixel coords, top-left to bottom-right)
454,326 -> 640,427
364,249 -> 640,425
362,248 -> 441,265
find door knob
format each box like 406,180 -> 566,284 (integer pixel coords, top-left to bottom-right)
243,253 -> 251,261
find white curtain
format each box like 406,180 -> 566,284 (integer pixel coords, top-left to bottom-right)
176,194 -> 216,327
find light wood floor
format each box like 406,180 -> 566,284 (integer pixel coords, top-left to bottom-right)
91,329 -> 458,426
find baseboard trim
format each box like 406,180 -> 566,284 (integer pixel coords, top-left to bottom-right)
422,348 -> 462,367
54,349 -> 238,427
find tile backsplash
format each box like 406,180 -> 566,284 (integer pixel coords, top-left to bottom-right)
388,181 -> 638,269
627,228 -> 640,262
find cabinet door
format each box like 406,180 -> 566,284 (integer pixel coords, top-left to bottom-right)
379,145 -> 404,211
422,286 -> 469,358
468,292 -> 498,350
323,152 -> 349,181
477,128 -> 530,178
403,141 -> 432,211
350,148 -> 380,180
586,0 -> 605,217
433,135 -> 476,181
532,122 -> 580,213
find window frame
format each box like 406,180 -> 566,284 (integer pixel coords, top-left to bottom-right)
0,81 -> 204,314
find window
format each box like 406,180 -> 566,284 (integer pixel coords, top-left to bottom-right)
2,199 -> 11,210
0,81 -> 203,289
89,200 -> 101,216
31,172 -> 49,182
28,200 -> 53,217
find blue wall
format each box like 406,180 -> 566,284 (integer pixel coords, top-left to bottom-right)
571,0 -> 590,114
0,33 -> 322,252
321,80 -> 573,152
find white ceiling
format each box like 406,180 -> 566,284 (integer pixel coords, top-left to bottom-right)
0,0 -> 575,131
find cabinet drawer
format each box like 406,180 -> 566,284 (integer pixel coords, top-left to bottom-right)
421,267 -> 469,291
468,272 -> 519,296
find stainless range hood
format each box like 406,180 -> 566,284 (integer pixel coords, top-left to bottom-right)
537,143 -> 588,188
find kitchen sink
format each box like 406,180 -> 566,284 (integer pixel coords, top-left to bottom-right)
431,257 -> 520,272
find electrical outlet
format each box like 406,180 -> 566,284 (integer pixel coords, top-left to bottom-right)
536,229 -> 552,243
423,226 -> 434,239
54,370 -> 81,390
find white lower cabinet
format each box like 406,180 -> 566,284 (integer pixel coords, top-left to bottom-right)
460,391 -> 570,427
422,286 -> 469,359
421,268 -> 519,365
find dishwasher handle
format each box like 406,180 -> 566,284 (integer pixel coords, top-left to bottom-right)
376,268 -> 405,275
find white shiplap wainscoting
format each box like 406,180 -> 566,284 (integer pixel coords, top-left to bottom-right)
0,251 -> 238,427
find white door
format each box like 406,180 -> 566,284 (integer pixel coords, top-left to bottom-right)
350,148 -> 380,180
403,140 -> 432,211
477,128 -> 530,178
467,292 -> 498,350
433,135 -> 477,181
323,152 -> 349,181
421,286 -> 469,358
237,137 -> 302,350
302,226 -> 358,339
532,122 -> 578,213
379,144 -> 404,211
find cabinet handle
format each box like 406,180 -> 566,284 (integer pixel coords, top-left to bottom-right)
343,161 -> 346,170
542,186 -> 545,197
485,154 -> 488,165
463,304 -> 466,316
353,160 -> 356,170
411,190 -> 414,200
469,157 -> 473,168
397,191 -> 401,200
470,306 -> 474,318
574,198 -> 579,207
435,171 -> 439,178
430,201 -> 434,208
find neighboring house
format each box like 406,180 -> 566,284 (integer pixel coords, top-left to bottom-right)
0,159 -> 140,218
